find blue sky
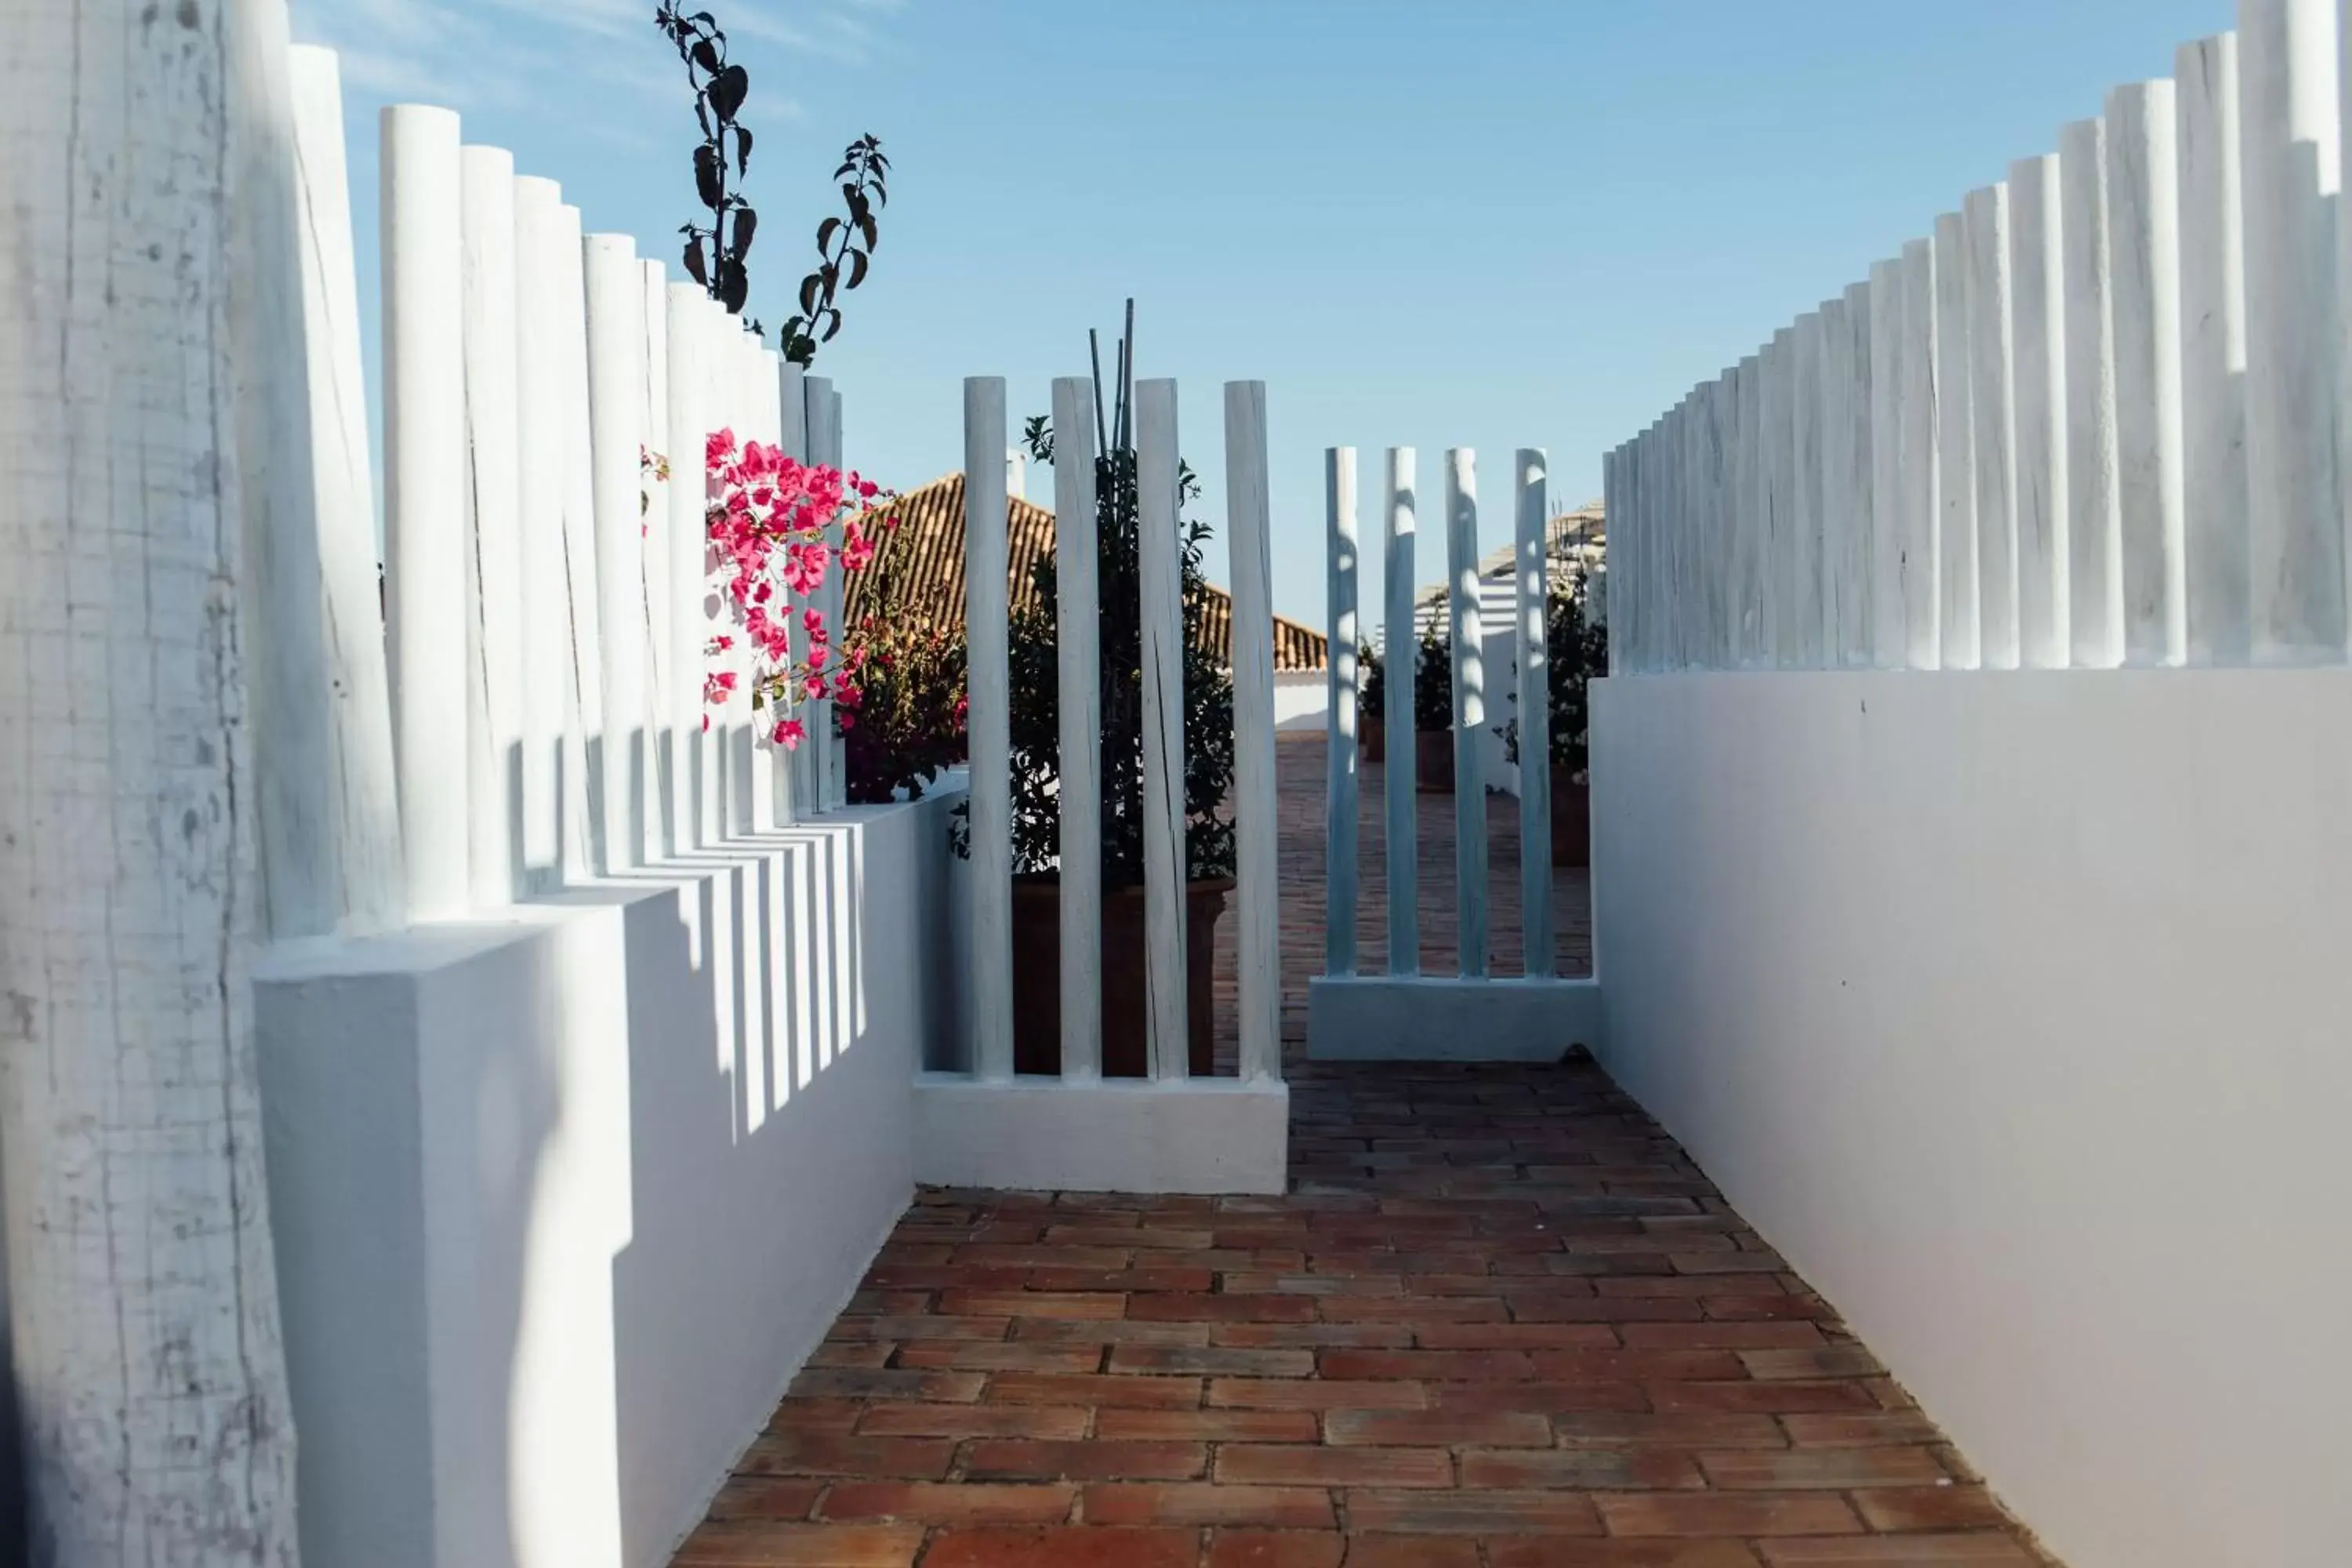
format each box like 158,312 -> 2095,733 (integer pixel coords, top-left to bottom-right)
292,0 -> 2237,626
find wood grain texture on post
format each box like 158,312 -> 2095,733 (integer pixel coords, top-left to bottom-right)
0,0 -> 301,1559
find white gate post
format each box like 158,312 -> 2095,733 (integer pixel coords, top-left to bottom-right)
1791,312 -> 1827,669
1137,380 -> 1191,1080
1867,261 -> 1907,667
808,377 -> 848,813
1325,448 -> 1360,978
1899,238 -> 1943,668
2107,82 -> 2189,667
1933,211 -> 1981,670
383,104 -> 472,917
666,284 -> 712,852
639,260 -> 673,857
512,178 -> 573,883
1515,448 -> 1554,978
554,203 -> 604,876
2177,32 -> 2249,666
1446,449 -> 1488,979
1227,383 -> 1282,1083
2062,116 -> 2126,668
586,233 -> 650,869
1965,184 -> 2021,670
964,378 -> 1015,1082
1053,378 -> 1103,1081
460,145 -> 525,903
289,45 -> 405,930
1383,449 -> 1420,975
2010,155 -> 2073,670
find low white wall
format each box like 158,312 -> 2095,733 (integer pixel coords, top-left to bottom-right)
1591,670 -> 2352,1568
257,790 -> 963,1568
1273,667 -> 1326,732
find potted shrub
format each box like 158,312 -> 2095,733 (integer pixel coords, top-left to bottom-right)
1414,622 -> 1454,793
1501,566 -> 1609,866
959,309 -> 1235,1078
1357,644 -> 1385,763
837,537 -> 969,803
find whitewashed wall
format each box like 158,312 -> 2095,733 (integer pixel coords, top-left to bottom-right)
1592,670 -> 2352,1568
1609,0 -> 2352,677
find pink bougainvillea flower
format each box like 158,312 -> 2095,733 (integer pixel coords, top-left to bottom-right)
706,427 -> 738,466
772,718 -> 807,750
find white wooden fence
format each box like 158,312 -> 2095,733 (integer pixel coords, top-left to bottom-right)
1309,446 -> 1605,1062
1612,0 -> 2352,677
278,50 -> 855,937
953,376 -> 1284,1088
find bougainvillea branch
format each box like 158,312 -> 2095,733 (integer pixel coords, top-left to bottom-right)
780,136 -> 891,366
701,429 -> 897,747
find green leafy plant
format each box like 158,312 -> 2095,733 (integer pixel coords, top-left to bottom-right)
1501,566 -> 1610,778
955,307 -> 1236,884
1414,622 -> 1452,734
839,525 -> 968,803
1357,642 -> 1384,720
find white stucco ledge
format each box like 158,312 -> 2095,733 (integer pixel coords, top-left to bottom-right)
911,1075 -> 1290,1195
1308,975 -> 1606,1062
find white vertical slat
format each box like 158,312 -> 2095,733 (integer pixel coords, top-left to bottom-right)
746,346 -> 785,833
639,262 -> 672,858
963,377 -> 1014,1081
513,179 -> 571,883
811,379 -> 848,812
1713,374 -> 1738,670
1052,378 -> 1103,1082
1383,448 -> 1420,974
1621,436 -> 1641,673
1515,448 -> 1554,977
2108,82 -> 2190,666
1762,329 -> 1797,666
775,358 -> 808,825
1702,380 -> 1729,669
289,48 -> 405,929
697,305 -> 738,841
1135,379 -> 1190,1080
1819,299 -> 1854,667
1603,447 -> 1625,674
2011,154 -> 2074,669
1966,185 -> 2022,670
800,372 -> 833,815
1324,448 -> 1360,977
1868,261 -> 1907,667
665,284 -> 710,852
1227,383 -> 1282,1084
1446,448 -> 1489,979
382,104 -> 471,918
2241,0 -> 2344,660
2178,33 -> 2251,666
1900,238 -> 1944,667
585,234 -> 649,871
1793,310 -> 1828,670
2063,117 -> 2127,668
1934,211 -> 1981,670
1736,353 -> 1765,666
554,205 -> 604,877
459,147 -> 524,903
1839,281 -> 1877,666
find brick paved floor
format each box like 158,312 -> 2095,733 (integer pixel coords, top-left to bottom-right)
668,741 -> 2054,1566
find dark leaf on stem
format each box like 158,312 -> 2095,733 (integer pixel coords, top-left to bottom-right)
844,249 -> 868,289
682,237 -> 708,287
710,64 -> 749,122
732,205 -> 757,258
695,143 -> 723,209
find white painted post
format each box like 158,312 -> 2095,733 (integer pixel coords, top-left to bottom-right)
1228,383 -> 1282,1083
1965,186 -> 2021,670
2107,82 -> 2190,667
1868,260 -> 1907,667
810,379 -> 848,813
1819,299 -> 1854,667
2011,154 -> 2074,669
1052,379 -> 1103,1081
2240,0 -> 2344,660
460,146 -> 524,904
746,344 -> 783,833
639,260 -> 672,856
666,284 -> 711,852
1325,448 -> 1360,977
700,304 -> 739,841
382,105 -> 471,917
1383,448 -> 1420,974
586,233 -> 650,870
1934,211 -> 1981,670
964,377 -> 1014,1081
1136,380 -> 1190,1080
1791,311 -> 1826,670
1708,375 -> 1736,670
289,47 -> 405,930
1736,352 -> 1765,666
1762,329 -> 1797,666
1900,237 -> 1944,667
777,358 -> 808,824
513,178 -> 572,883
554,205 -> 604,875
2063,117 -> 2126,668
1604,447 -> 1625,673
2178,33 -> 2250,666
1446,449 -> 1488,980
1839,281 -> 1877,666
1516,448 -> 1554,977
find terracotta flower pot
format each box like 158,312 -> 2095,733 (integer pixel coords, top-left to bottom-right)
1359,717 -> 1386,764
1414,729 -> 1454,793
1550,777 -> 1591,868
1010,877 -> 1231,1078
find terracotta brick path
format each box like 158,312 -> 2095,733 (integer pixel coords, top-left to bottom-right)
670,740 -> 2054,1566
